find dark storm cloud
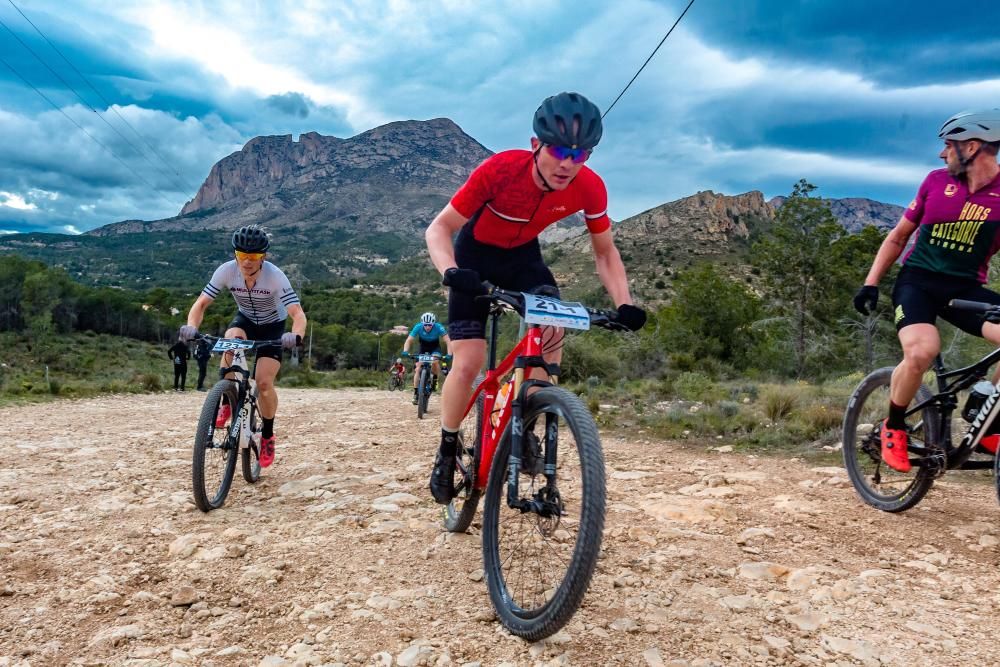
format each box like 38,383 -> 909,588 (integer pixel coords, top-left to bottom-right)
265,92 -> 310,118
682,0 -> 1000,86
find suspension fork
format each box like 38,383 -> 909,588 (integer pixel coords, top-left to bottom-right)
506,325 -> 552,512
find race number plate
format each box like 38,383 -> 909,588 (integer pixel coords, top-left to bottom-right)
523,294 -> 590,331
212,338 -> 255,353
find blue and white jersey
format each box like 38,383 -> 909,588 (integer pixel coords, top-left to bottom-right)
202,261 -> 299,325
409,321 -> 447,343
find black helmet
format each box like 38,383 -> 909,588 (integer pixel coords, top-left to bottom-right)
231,224 -> 270,253
532,92 -> 603,150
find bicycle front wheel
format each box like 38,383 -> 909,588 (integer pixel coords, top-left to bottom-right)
192,380 -> 240,512
842,366 -> 938,512
481,386 -> 606,641
444,375 -> 485,533
417,366 -> 430,419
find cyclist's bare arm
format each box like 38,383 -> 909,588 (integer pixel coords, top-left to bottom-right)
426,204 -> 471,275
589,228 -> 634,307
186,293 -> 215,329
403,335 -> 415,354
863,215 -> 918,286
442,334 -> 451,354
286,303 -> 307,339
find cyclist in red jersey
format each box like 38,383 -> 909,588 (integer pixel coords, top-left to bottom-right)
424,92 -> 647,503
854,110 -> 1000,471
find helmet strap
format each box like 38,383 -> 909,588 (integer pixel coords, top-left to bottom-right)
957,140 -> 983,172
532,147 -> 555,192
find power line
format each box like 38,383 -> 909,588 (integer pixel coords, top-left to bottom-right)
6,0 -> 198,193
602,0 -> 697,119
0,53 -> 178,209
0,13 -> 191,196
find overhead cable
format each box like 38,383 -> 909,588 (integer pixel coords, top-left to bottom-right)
0,14 -> 190,196
6,0 -> 198,193
602,0 -> 696,119
0,53 -> 179,208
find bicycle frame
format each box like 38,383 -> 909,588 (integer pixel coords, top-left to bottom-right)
459,306 -> 557,516
903,347 -> 1000,469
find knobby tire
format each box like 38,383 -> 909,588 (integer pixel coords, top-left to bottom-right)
192,380 -> 240,512
481,386 -> 606,640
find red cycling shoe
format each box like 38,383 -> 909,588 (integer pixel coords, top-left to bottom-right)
215,403 -> 232,429
259,436 -> 276,468
880,419 -> 911,473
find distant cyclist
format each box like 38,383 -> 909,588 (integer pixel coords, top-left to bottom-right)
179,224 -> 307,468
402,312 -> 451,405
390,357 -> 406,383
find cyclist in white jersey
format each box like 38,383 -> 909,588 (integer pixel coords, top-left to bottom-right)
179,225 -> 307,467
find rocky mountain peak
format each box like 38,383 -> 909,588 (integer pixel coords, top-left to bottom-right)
768,195 -> 904,233
178,118 -> 488,219
614,189 -> 773,252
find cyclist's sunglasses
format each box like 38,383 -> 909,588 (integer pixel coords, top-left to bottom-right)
235,250 -> 265,261
545,144 -> 592,164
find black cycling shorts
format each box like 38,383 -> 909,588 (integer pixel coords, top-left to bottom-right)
226,312 -> 286,362
448,226 -> 560,340
892,266 -> 1000,336
418,340 -> 442,355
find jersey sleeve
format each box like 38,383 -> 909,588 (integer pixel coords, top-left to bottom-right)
581,169 -> 611,234
435,323 -> 447,338
273,266 -> 300,309
450,156 -> 498,219
409,323 -> 421,337
903,173 -> 932,224
201,263 -> 229,301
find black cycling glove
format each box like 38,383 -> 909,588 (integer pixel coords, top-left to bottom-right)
615,304 -> 647,331
853,285 -> 879,315
443,267 -> 486,295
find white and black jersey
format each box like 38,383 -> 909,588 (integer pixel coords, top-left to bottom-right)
201,261 -> 299,325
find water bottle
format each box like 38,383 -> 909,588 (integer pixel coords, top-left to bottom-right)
962,380 -> 996,422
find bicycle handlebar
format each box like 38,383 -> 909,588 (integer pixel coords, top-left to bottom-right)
478,281 -> 629,332
194,333 -> 285,349
948,299 -> 1000,324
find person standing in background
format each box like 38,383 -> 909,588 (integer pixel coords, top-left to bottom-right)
194,338 -> 211,391
168,338 -> 190,391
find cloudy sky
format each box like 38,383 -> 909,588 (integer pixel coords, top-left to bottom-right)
1,0 -> 998,235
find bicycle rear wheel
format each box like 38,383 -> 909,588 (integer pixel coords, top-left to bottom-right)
444,375 -> 485,533
842,367 -> 938,512
481,386 -> 606,641
192,380 -> 240,512
417,366 -> 430,419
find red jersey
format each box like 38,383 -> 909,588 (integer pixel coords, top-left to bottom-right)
450,150 -> 611,249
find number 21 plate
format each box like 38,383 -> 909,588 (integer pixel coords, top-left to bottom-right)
523,294 -> 590,330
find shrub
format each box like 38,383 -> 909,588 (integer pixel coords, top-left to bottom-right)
136,373 -> 163,391
796,401 -> 842,438
762,385 -> 798,421
674,372 -> 726,404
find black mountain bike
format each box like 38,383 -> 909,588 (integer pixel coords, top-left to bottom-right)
843,299 -> 1000,512
191,334 -> 282,512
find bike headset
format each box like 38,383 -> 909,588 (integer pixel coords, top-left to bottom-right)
531,92 -> 603,192
938,109 -> 1000,172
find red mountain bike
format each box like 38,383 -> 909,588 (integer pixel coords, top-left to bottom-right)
443,284 -> 630,640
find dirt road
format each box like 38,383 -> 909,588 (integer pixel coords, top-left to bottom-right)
2,388 -> 999,666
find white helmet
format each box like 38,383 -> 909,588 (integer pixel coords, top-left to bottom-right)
420,312 -> 436,325
939,110 -> 1000,143
396,358 -> 403,364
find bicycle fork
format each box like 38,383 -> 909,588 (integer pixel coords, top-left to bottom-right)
505,362 -> 562,517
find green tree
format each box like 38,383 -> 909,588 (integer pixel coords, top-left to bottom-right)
751,179 -> 844,377
656,263 -> 762,368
